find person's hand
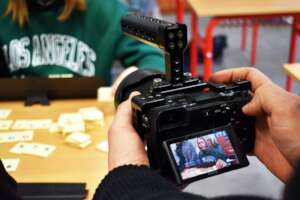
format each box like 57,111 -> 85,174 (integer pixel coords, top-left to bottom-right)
210,67 -> 300,182
216,159 -> 227,169
111,66 -> 138,96
108,92 -> 149,171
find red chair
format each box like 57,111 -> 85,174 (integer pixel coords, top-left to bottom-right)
286,17 -> 300,92
175,0 -> 259,70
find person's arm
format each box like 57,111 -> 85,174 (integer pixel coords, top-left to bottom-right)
93,93 -> 270,200
93,165 -> 205,200
0,161 -> 22,200
93,93 -> 205,200
210,67 -> 300,182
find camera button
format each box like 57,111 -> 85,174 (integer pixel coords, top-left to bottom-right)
168,32 -> 175,39
177,30 -> 184,38
177,40 -> 184,48
167,100 -> 173,103
169,42 -> 175,50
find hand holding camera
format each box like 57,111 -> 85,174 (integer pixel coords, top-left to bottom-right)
111,15 -> 300,184
212,67 -> 300,182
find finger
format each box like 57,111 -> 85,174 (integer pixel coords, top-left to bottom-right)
242,91 -> 265,116
210,67 -> 271,91
114,99 -> 133,125
113,91 -> 140,125
254,126 -> 293,182
129,91 -> 141,100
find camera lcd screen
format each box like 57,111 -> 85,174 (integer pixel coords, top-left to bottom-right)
164,126 -> 248,184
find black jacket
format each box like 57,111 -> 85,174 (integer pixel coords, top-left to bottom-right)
1,161 -> 299,200
94,164 -> 300,200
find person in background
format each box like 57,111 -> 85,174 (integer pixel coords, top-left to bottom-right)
0,0 -> 164,91
179,141 -> 199,170
197,137 -> 227,169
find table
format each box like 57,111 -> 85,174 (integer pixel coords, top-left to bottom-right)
284,63 -> 300,83
182,0 -> 300,84
0,99 -> 115,200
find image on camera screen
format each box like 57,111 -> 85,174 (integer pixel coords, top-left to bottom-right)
169,130 -> 240,180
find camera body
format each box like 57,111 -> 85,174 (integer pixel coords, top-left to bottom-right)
116,14 -> 255,185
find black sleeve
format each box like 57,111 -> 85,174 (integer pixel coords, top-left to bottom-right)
0,161 -> 22,200
93,165 -> 206,200
284,162 -> 300,200
93,165 -> 269,200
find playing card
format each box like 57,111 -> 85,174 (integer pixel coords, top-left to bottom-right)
65,132 -> 92,149
78,140 -> 92,149
65,132 -> 91,144
0,120 -> 13,130
58,113 -> 83,125
78,107 -> 104,122
96,141 -> 109,153
12,119 -> 52,130
0,109 -> 11,119
97,87 -> 113,102
48,123 -> 62,134
23,143 -> 56,157
0,131 -> 34,143
58,113 -> 85,133
1,159 -> 20,172
10,142 -> 32,154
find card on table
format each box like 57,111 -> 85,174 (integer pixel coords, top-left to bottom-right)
0,109 -> 11,119
97,87 -> 113,102
24,143 -> 56,157
10,142 -> 31,154
0,131 -> 34,144
65,132 -> 91,144
0,120 -> 13,130
12,119 -> 52,130
58,113 -> 83,125
96,141 -> 109,153
48,123 -> 62,134
78,107 -> 104,122
58,113 -> 85,133
10,142 -> 56,157
65,132 -> 92,149
1,158 -> 20,172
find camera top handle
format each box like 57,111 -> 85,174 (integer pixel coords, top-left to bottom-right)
121,14 -> 188,85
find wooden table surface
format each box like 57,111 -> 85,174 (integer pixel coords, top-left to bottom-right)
284,63 -> 300,83
188,0 -> 300,17
0,99 -> 115,200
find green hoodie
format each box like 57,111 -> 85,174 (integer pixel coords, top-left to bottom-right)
0,0 -> 164,84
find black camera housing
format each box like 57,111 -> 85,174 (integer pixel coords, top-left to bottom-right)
116,14 -> 255,185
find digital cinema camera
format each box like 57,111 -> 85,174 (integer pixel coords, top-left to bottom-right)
115,14 -> 255,185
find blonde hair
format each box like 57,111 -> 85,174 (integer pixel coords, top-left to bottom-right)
5,0 -> 86,26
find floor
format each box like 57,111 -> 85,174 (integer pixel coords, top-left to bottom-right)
161,14 -> 300,199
